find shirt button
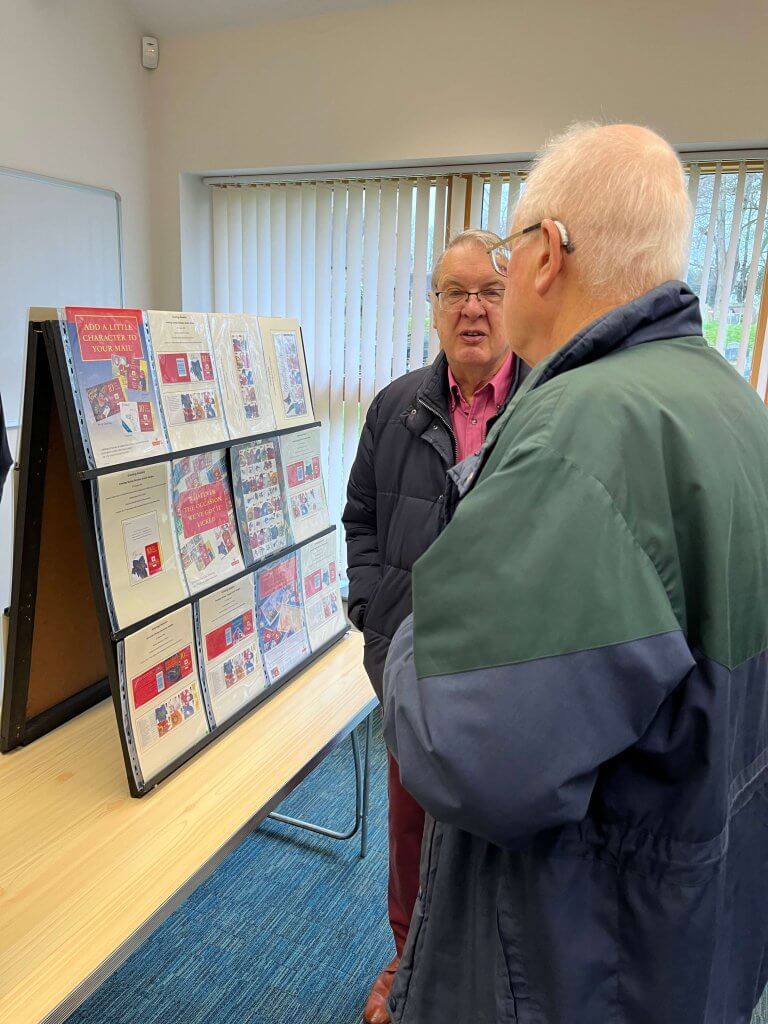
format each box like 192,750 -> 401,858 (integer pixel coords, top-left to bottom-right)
470,417 -> 477,425
433,424 -> 439,430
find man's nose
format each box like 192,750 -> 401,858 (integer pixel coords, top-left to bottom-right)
462,294 -> 486,315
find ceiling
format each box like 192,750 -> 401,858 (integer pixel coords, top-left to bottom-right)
126,0 -> 398,37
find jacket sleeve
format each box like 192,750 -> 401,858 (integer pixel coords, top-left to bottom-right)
382,441 -> 695,849
342,396 -> 381,631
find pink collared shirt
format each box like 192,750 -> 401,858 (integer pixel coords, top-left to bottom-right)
448,351 -> 516,462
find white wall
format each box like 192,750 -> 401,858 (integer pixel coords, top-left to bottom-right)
147,0 -> 768,308
0,0 -> 153,693
0,0 -> 153,307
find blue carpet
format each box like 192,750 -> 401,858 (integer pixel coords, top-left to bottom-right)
68,708 -> 768,1024
69,710 -> 392,1024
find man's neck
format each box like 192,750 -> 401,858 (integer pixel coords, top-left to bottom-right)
449,354 -> 509,404
527,295 -> 625,367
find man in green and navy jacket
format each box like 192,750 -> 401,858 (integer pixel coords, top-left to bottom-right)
382,123 -> 768,1024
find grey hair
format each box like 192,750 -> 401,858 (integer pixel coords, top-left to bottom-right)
514,121 -> 692,302
430,228 -> 503,292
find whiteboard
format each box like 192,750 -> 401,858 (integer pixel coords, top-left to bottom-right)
0,166 -> 123,427
0,166 -> 123,696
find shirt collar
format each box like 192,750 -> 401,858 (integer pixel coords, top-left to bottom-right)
447,349 -> 516,411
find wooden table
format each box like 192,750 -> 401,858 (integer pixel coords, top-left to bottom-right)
0,632 -> 375,1024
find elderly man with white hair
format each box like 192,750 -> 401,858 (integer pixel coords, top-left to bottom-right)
382,123 -> 768,1024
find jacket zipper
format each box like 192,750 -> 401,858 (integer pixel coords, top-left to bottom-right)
396,815 -> 438,1019
418,396 -> 457,463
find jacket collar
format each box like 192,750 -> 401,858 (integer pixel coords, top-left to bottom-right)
456,281 -> 705,503
415,350 -> 451,419
532,280 -> 702,392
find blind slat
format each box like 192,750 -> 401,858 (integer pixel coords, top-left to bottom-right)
687,166 -> 701,211
360,184 -> 380,417
428,178 -> 448,362
255,188 -> 271,314
432,177 -> 447,258
487,175 -> 503,237
327,184 -> 347,559
737,170 -> 768,374
449,175 -> 467,240
341,184 -> 365,578
714,164 -> 748,354
469,174 -> 484,229
374,182 -> 398,395
226,189 -> 243,313
242,190 -> 259,312
392,183 -> 414,380
505,176 -> 522,234
313,186 -> 333,469
300,184 -> 317,381
698,164 -> 722,313
685,166 -> 701,265
285,186 -> 302,320
211,186 -> 229,313
409,179 -> 431,372
269,186 -> 287,315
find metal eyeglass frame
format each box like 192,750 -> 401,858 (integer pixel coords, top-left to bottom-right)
432,287 -> 506,311
486,219 -> 574,275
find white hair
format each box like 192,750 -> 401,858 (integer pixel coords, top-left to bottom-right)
430,228 -> 503,291
514,122 -> 692,302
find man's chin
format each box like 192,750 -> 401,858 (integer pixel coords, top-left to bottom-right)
453,345 -> 490,364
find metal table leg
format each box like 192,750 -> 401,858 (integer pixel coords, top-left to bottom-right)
268,711 -> 373,858
360,712 -> 372,858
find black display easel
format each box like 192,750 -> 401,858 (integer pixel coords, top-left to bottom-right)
0,317 -> 347,796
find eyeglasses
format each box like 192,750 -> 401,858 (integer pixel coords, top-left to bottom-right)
486,220 -> 574,276
433,288 -> 506,312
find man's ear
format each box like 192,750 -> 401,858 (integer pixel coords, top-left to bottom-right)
429,294 -> 437,330
534,219 -> 565,297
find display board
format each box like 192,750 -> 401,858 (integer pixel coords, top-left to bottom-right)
0,311 -> 345,796
0,320 -> 110,749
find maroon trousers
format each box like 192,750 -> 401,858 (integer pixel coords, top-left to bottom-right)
387,751 -> 426,956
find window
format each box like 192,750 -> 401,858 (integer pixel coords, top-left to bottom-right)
206,155 -> 768,578
469,160 -> 768,386
685,161 -> 768,383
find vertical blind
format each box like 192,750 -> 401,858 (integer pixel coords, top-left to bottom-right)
210,173 -> 516,579
209,159 -> 768,579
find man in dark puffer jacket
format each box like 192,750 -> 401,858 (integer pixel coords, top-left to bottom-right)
343,228 -> 528,1024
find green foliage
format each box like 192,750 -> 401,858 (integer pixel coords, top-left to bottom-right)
703,320 -> 757,349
